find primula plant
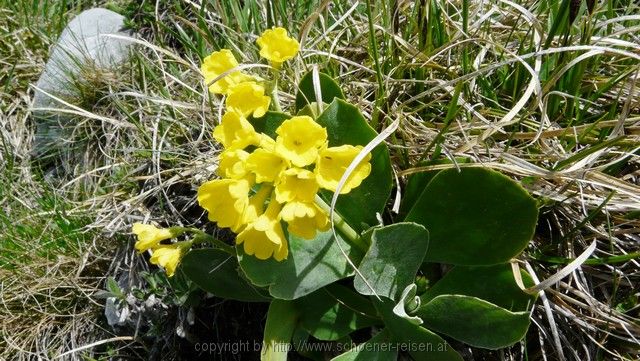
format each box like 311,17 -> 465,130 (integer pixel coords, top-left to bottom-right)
132,27 -> 541,360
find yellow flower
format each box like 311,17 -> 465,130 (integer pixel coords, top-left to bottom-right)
218,149 -> 250,179
280,201 -> 329,239
212,111 -> 260,150
150,243 -> 187,277
256,27 -> 300,68
132,223 -> 175,252
237,201 -> 288,261
226,82 -> 271,118
241,184 -> 273,225
275,116 -> 327,167
275,168 -> 319,203
315,145 -> 372,194
246,147 -> 289,183
197,179 -> 251,232
258,133 -> 276,149
201,49 -> 253,94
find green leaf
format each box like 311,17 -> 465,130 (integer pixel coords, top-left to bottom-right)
290,326 -> 325,360
181,249 -> 270,302
262,300 -> 299,361
421,264 -> 537,312
316,99 -> 393,232
392,284 -> 423,324
399,158 -> 471,217
238,230 -> 364,300
405,167 -> 538,265
354,223 -> 429,299
106,277 -> 124,299
296,283 -> 379,341
295,71 -> 345,112
250,110 -> 290,138
331,330 -> 397,361
375,298 -> 463,361
416,295 -> 531,349
297,102 -> 325,119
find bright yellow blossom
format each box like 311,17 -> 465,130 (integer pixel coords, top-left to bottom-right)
218,149 -> 250,179
197,179 -> 251,232
201,49 -> 253,94
241,185 -> 273,225
280,201 -> 329,239
226,82 -> 271,118
149,243 -> 186,277
237,201 -> 288,261
132,223 -> 174,252
275,116 -> 327,167
246,148 -> 289,183
212,111 -> 260,150
275,168 -> 319,203
315,145 -> 372,194
258,133 -> 276,149
256,27 -> 300,68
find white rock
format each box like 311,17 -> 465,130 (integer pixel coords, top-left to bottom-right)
105,297 -> 130,327
32,8 -> 133,154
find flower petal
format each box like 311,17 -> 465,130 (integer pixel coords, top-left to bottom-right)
212,111 -> 260,150
280,201 -> 329,239
275,116 -> 327,167
201,49 -> 253,94
246,148 -> 289,183
197,179 -> 251,232
226,82 -> 271,118
275,168 -> 319,203
256,27 -> 300,67
132,223 -> 174,252
315,145 -> 372,194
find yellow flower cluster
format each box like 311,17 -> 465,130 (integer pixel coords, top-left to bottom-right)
198,114 -> 372,261
133,27 -> 369,269
134,28 -> 364,274
200,27 -> 300,113
131,223 -> 187,277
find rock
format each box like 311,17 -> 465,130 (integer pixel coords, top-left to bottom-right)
32,8 -> 133,156
105,297 -> 130,327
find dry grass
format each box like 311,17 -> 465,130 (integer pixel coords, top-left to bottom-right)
0,0 -> 639,360
0,1 -> 128,359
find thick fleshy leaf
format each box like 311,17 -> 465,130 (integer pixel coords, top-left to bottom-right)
375,298 -> 463,361
421,264 -> 537,312
354,223 -> 429,299
405,167 -> 538,265
250,110 -> 290,138
237,230 -> 364,300
262,300 -> 299,361
331,330 -> 397,361
295,71 -> 345,112
290,327 -> 324,360
392,284 -> 423,324
296,102 -> 324,119
296,284 -> 379,341
180,249 -> 270,302
398,158 -> 471,217
316,99 -> 393,232
416,295 -> 531,349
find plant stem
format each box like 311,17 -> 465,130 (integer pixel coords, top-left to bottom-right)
314,195 -> 367,253
176,227 -> 236,255
271,69 -> 283,112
